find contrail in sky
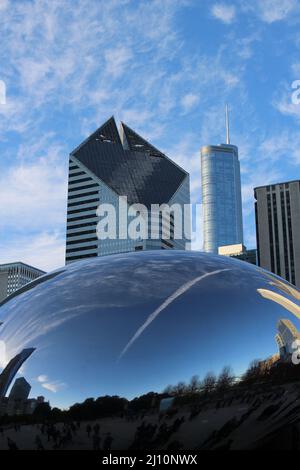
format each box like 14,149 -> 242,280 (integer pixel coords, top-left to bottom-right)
119,268 -> 231,360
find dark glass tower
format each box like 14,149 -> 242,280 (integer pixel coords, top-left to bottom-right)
255,180 -> 300,287
66,117 -> 190,264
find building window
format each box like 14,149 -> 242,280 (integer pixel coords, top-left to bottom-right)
267,194 -> 275,273
286,191 -> 295,285
280,192 -> 289,282
272,192 -> 281,276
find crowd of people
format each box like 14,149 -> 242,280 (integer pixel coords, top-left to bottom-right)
129,416 -> 185,450
0,420 -> 114,450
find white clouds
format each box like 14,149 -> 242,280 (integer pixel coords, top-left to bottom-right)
120,109 -> 154,128
36,374 -> 66,393
104,46 -> 133,78
0,0 -> 298,268
37,375 -> 48,383
259,131 -> 300,164
211,0 -> 298,25
41,381 -> 66,393
211,3 -> 236,24
0,151 -> 67,230
0,231 -> 65,272
273,83 -> 300,121
254,0 -> 297,23
0,0 -> 190,270
181,93 -> 200,113
0,0 -> 8,11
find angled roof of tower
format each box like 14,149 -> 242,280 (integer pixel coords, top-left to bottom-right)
120,122 -> 165,158
71,116 -> 122,155
70,117 -> 188,208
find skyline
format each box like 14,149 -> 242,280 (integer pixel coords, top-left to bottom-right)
1,0 -> 300,271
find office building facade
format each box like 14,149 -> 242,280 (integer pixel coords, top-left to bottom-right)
0,262 -> 45,303
201,108 -> 243,254
254,181 -> 300,287
66,117 -> 190,263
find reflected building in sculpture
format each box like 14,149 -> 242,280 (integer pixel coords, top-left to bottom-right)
66,117 -> 190,263
218,244 -> 257,265
276,318 -> 300,359
0,250 -> 300,447
0,348 -> 35,399
9,377 -> 31,401
201,106 -> 243,253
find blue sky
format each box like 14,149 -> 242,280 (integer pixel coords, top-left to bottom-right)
0,0 -> 300,272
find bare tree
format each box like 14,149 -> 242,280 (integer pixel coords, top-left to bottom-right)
202,372 -> 217,395
242,359 -> 262,383
216,366 -> 234,393
163,384 -> 175,395
174,381 -> 187,396
189,375 -> 200,393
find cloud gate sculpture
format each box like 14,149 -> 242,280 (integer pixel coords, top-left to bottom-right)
1,250 -> 300,450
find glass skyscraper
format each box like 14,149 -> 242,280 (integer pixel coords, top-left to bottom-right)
201,111 -> 243,254
66,117 -> 190,263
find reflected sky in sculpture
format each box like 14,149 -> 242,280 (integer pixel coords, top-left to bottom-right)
0,250 -> 300,409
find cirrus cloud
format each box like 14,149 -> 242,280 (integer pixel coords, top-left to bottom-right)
211,3 -> 236,24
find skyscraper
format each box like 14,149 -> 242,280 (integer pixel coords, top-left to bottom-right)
65,117 -> 190,263
254,180 -> 300,287
0,262 -> 45,303
201,106 -> 243,253
9,377 -> 31,401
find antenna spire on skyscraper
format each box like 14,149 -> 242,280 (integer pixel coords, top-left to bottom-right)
226,104 -> 230,145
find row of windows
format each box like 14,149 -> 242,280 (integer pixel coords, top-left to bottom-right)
68,170 -> 86,178
67,205 -> 98,215
69,164 -> 79,171
68,198 -> 99,208
280,192 -> 289,281
68,183 -> 99,193
67,214 -> 98,223
69,177 -> 93,186
267,194 -> 275,273
272,193 -> 281,275
67,229 -> 97,238
286,192 -> 296,285
266,191 -> 296,285
67,221 -> 98,230
266,183 -> 290,192
66,237 -> 98,246
66,253 -> 97,262
66,245 -> 98,254
68,191 -> 99,201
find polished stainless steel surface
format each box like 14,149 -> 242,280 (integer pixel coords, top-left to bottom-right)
1,250 -> 300,449
1,250 -> 299,412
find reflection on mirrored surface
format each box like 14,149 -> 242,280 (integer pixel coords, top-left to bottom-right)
1,250 -> 300,450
